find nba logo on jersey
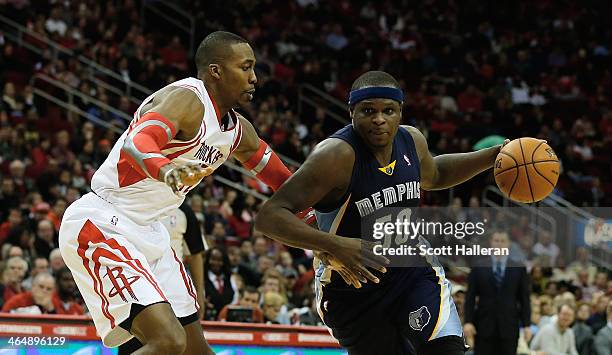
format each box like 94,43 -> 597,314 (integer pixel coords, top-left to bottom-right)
403,154 -> 411,166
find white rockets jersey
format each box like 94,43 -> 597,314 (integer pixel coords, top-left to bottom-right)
91,77 -> 243,225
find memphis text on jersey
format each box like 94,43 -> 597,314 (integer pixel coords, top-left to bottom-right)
355,181 -> 420,217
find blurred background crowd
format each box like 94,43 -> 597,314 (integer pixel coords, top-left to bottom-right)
0,0 -> 611,354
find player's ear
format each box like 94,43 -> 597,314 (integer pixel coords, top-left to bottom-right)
209,64 -> 222,80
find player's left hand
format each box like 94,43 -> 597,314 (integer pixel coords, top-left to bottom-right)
163,164 -> 214,193
317,251 -> 364,288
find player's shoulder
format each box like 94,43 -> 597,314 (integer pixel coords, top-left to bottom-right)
152,85 -> 204,122
311,136 -> 355,161
400,125 -> 428,151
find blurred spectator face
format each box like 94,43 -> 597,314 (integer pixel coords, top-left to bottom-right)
280,252 -> 293,268
596,296 -> 610,313
31,273 -> 55,306
262,276 -> 280,294
37,220 -> 54,242
8,246 -> 23,258
258,256 -> 274,274
49,249 -> 65,272
545,282 -> 558,297
576,304 -> 590,321
34,203 -> 51,221
5,256 -> 28,283
58,269 -> 77,296
7,209 -> 22,227
9,160 -> 25,178
253,237 -> 268,257
53,199 -> 67,217
595,272 -> 608,289
538,231 -> 553,246
540,297 -> 553,315
240,240 -> 253,258
490,231 -> 510,249
240,290 -> 260,308
2,178 -> 14,194
3,82 -> 16,97
556,305 -> 574,330
56,130 -> 70,149
227,246 -> 241,267
209,249 -> 224,275
212,222 -> 226,238
32,258 -> 50,277
575,247 -> 588,263
262,292 -> 283,322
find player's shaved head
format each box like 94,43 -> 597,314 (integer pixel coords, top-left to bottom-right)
195,31 -> 249,75
351,71 -> 400,90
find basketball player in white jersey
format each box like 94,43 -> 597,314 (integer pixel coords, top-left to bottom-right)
58,31 -> 319,354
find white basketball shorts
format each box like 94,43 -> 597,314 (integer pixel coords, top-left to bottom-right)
58,192 -> 199,347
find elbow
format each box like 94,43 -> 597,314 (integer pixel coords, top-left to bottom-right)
254,201 -> 272,234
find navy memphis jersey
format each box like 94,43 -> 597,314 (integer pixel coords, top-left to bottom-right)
314,124 -> 422,295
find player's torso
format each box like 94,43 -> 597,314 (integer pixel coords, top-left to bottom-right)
91,77 -> 242,225
314,125 -> 421,291
315,125 -> 421,238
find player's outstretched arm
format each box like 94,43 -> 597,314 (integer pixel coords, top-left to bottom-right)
255,138 -> 388,285
122,87 -> 211,191
403,126 -> 505,190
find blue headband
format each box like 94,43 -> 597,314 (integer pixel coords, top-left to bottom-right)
348,87 -> 404,105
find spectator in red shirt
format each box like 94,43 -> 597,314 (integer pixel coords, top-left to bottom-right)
0,256 -> 28,308
1,272 -> 78,314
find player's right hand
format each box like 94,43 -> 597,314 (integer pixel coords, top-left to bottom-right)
161,163 -> 214,193
327,236 -> 389,288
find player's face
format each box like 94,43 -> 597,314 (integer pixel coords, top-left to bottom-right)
351,99 -> 402,148
221,43 -> 257,107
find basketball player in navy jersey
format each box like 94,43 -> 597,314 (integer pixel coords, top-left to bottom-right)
256,71 -> 508,354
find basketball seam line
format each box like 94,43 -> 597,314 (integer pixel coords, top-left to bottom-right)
506,152 -> 520,198
494,160 -> 560,176
518,138 -> 535,202
532,163 -> 556,188
530,141 -> 556,189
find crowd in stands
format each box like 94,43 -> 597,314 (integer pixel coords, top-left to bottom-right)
0,0 -> 611,353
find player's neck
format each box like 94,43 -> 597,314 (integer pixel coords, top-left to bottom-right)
370,144 -> 394,166
204,83 -> 232,118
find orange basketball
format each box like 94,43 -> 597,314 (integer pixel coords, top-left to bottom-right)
494,137 -> 560,203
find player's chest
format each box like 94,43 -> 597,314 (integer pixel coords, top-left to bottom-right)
162,117 -> 239,168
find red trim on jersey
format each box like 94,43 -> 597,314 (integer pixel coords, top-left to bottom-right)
165,139 -> 202,161
117,151 -> 147,187
97,237 -> 167,302
77,221 -> 168,327
163,125 -> 204,150
207,90 -> 222,124
230,121 -> 243,154
77,221 -> 115,328
171,249 -> 199,310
